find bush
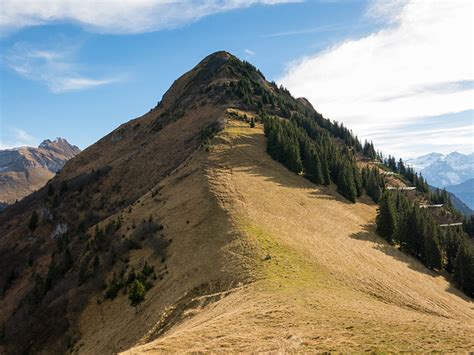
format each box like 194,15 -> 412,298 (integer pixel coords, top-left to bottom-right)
104,272 -> 123,300
132,221 -> 160,241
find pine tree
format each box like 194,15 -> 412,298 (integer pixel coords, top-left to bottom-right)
284,138 -> 303,174
337,161 -> 357,202
249,117 -> 255,128
423,224 -> 442,270
366,168 -> 382,203
353,165 -> 362,197
453,241 -> 474,297
404,206 -> 420,257
28,211 -> 39,232
463,215 -> 474,238
443,229 -> 461,273
302,146 -> 323,184
376,191 -> 397,242
393,192 -> 409,245
129,279 -> 146,312
320,151 -> 331,185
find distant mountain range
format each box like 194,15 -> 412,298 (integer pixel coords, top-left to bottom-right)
0,138 -> 80,208
446,178 -> 474,211
407,152 -> 473,213
406,152 -> 474,187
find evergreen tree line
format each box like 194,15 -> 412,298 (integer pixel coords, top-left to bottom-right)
383,155 -> 429,193
360,166 -> 385,203
227,60 -> 473,297
463,215 -> 474,239
429,188 -> 452,206
228,61 -> 367,156
376,191 -> 474,296
362,140 -> 377,160
227,61 -> 473,297
263,115 -> 361,202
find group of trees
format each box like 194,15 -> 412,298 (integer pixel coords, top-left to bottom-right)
463,215 -> 474,239
362,140 -> 377,160
104,261 -> 155,311
376,191 -> 474,296
263,115 -> 361,202
361,166 -> 384,203
383,155 -> 429,193
230,58 -> 474,297
429,188 -> 452,206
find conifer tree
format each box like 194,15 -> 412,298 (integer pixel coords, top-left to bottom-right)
423,224 -> 442,270
376,191 -> 397,242
453,241 -> 474,297
403,206 -> 419,256
28,211 -> 39,232
302,146 -> 323,184
337,161 -> 357,202
283,137 -> 303,174
129,279 -> 146,312
353,164 -> 362,197
443,229 -> 461,273
320,151 -> 331,186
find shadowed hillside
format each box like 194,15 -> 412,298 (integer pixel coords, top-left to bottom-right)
0,52 -> 472,353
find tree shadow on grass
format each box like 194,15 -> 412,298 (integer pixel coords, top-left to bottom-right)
350,224 -> 473,302
213,131 -> 354,205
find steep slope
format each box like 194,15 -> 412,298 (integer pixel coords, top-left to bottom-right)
0,51 -> 254,354
0,52 -> 472,353
124,120 -> 474,353
0,138 -> 80,205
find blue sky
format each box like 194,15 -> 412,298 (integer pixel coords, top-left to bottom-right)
0,0 -> 473,159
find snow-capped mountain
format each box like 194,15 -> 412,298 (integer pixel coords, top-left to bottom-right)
406,152 -> 474,187
407,152 -> 444,171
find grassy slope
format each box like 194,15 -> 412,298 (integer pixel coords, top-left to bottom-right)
123,119 -> 473,353
74,121 -> 257,354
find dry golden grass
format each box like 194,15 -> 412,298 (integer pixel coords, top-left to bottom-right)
117,119 -> 474,353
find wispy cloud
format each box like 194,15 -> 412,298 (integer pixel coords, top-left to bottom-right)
358,111 -> 474,159
0,0 -> 302,35
5,42 -> 121,93
261,24 -> 346,38
244,48 -> 256,56
0,128 -> 38,149
278,0 -> 474,157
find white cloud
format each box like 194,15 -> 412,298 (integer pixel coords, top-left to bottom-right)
244,48 -> 256,56
0,128 -> 38,149
278,0 -> 474,156
5,42 -> 120,93
0,0 -> 301,35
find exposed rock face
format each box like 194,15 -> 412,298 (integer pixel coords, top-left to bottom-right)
0,138 -> 80,204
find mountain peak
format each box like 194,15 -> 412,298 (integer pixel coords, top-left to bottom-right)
39,137 -> 80,155
2,51 -> 474,353
203,50 -> 234,60
0,137 -> 80,204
